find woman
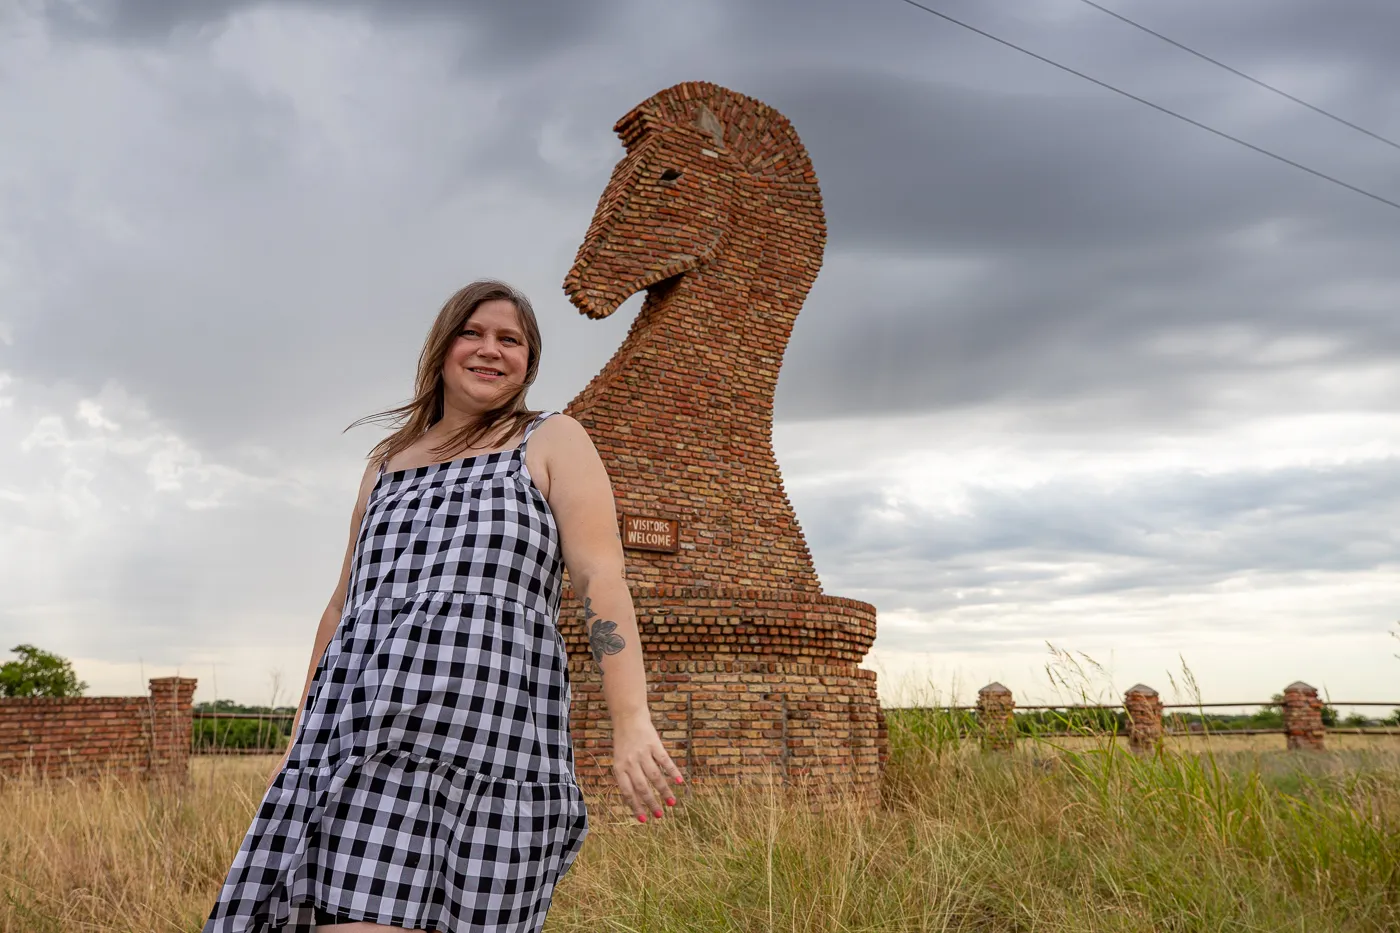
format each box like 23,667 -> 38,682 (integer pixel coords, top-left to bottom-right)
204,280 -> 682,933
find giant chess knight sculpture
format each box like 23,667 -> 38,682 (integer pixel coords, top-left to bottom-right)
560,81 -> 885,796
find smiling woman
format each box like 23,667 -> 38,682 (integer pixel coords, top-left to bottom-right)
201,280 -> 682,933
361,281 -> 548,467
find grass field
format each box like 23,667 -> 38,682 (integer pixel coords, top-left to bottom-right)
0,716 -> 1396,932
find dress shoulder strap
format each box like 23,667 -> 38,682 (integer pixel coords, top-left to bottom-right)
515,412 -> 556,490
518,410 -> 557,449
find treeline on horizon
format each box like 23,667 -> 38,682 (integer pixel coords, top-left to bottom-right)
193,699 -> 297,716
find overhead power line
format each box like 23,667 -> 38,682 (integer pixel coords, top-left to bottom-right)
1076,0 -> 1400,153
892,0 -> 1400,215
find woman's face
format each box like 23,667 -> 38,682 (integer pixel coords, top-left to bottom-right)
442,299 -> 530,417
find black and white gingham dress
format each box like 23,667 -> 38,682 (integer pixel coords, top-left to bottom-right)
204,412 -> 587,932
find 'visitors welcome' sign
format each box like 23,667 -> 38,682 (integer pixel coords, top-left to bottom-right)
621,515 -> 679,553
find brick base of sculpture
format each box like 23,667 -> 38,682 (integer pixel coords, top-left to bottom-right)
559,81 -> 884,799
568,657 -> 883,789
562,586 -> 883,796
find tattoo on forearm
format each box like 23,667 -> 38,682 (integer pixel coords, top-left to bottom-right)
583,597 -> 626,671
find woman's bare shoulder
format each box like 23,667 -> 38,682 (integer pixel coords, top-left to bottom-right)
527,413 -> 601,499
534,413 -> 601,458
536,411 -> 588,440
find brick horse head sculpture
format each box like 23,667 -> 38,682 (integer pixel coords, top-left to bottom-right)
559,81 -> 884,797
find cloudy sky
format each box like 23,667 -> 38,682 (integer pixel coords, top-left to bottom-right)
3,0 -> 1399,714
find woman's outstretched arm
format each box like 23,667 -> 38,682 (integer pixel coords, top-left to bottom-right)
534,414 -> 683,822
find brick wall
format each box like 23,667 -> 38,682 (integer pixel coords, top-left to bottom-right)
561,81 -> 884,796
0,676 -> 197,782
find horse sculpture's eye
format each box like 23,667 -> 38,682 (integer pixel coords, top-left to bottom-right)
659,168 -> 682,182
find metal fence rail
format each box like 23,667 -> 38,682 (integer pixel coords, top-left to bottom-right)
192,698 -> 1400,753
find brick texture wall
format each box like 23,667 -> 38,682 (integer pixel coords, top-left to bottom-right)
0,676 -> 197,782
561,81 -> 884,798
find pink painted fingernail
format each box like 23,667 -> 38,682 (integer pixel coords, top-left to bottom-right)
653,809 -> 663,818
638,814 -> 647,824
675,775 -> 685,784
666,797 -> 676,806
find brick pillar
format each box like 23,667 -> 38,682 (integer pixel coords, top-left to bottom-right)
977,682 -> 1015,752
1124,684 -> 1163,755
1282,681 -> 1325,751
146,676 -> 197,783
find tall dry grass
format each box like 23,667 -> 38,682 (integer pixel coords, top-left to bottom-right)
549,722 -> 1400,932
0,725 -> 1396,932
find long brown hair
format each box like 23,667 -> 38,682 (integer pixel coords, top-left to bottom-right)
348,280 -> 544,471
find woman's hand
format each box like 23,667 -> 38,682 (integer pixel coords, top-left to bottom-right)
611,713 -> 684,823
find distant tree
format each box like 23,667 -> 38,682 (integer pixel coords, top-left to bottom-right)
194,699 -> 245,713
0,644 -> 88,698
193,699 -> 296,715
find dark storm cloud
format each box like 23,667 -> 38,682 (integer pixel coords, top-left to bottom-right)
799,457 -> 1400,616
710,0 -> 1400,254
751,17 -> 1400,422
720,0 -> 1400,121
27,0 -> 1400,438
775,222 -> 1400,421
1120,0 -> 1400,84
4,9 -> 621,464
765,62 -> 1399,253
44,0 -> 623,57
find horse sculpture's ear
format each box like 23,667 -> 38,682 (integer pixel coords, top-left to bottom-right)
694,105 -> 724,148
